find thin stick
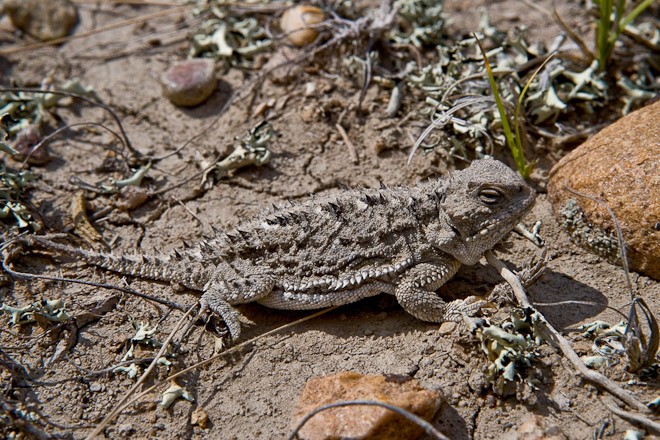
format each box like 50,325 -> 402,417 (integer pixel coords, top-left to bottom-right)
485,251 -> 531,308
485,250 -> 650,413
85,304 -> 197,440
552,8 -> 596,63
0,88 -> 138,158
605,401 -> 660,434
335,123 -> 359,164
19,122 -> 128,171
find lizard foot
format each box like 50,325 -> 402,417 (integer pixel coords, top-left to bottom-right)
442,296 -> 494,322
199,292 -> 243,342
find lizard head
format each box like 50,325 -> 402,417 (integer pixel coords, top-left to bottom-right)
426,158 -> 536,265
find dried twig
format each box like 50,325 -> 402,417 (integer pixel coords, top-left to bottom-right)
605,401 -> 660,434
485,250 -> 650,413
0,88 -> 139,158
335,123 -> 359,164
552,8 -> 596,63
18,122 -> 128,171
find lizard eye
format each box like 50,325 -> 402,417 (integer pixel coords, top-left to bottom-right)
479,187 -> 504,205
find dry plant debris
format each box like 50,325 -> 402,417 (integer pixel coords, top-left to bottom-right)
199,120 -> 273,188
0,298 -> 70,326
0,164 -> 35,231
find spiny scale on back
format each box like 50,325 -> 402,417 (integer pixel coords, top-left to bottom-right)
25,158 -> 536,342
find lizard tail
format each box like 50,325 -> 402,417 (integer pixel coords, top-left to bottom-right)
27,235 -> 181,285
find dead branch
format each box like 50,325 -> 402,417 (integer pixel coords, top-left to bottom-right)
485,250 -> 651,414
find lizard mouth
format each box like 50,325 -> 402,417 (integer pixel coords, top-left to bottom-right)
465,195 -> 535,243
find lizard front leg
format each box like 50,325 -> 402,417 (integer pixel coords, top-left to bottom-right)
394,259 -> 487,323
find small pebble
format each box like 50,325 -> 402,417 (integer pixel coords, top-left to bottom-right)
437,321 -> 457,335
280,5 -> 324,46
161,59 -> 217,107
12,124 -> 50,165
191,407 -> 209,429
116,423 -> 134,436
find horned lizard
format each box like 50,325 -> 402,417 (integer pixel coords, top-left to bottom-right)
9,158 -> 535,341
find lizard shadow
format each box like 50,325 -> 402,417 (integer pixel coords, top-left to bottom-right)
453,262 -> 609,330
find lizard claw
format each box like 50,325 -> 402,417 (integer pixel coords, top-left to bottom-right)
443,296 -> 492,322
199,293 -> 243,342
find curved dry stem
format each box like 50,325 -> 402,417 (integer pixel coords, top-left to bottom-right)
150,89 -> 235,162
407,96 -> 494,166
485,250 -> 650,414
18,122 -> 128,171
0,87 -> 139,159
605,400 -> 660,434
286,400 -> 450,440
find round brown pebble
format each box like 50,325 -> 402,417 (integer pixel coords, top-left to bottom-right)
547,99 -> 660,280
12,124 -> 50,165
161,59 -> 217,107
280,5 -> 324,46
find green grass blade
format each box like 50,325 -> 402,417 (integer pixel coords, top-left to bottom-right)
514,52 -> 557,177
597,0 -> 613,67
474,34 -> 529,178
618,0 -> 655,34
605,0 -> 627,60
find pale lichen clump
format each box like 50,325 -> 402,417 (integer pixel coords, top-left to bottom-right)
558,198 -> 621,264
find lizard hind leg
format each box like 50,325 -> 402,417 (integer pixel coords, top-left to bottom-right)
394,260 -> 488,323
199,274 -> 275,342
199,292 -> 244,342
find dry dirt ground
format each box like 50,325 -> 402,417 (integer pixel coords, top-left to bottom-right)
1,1 -> 659,439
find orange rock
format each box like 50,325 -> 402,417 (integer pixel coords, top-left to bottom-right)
547,99 -> 660,280
291,371 -> 442,440
191,407 -> 209,429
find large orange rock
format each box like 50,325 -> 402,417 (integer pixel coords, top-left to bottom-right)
291,371 -> 442,440
547,99 -> 660,280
